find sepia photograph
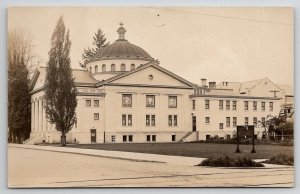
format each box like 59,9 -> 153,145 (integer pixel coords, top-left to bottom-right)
7,7 -> 294,188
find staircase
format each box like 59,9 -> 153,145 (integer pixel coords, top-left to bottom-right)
23,135 -> 44,145
178,131 -> 198,142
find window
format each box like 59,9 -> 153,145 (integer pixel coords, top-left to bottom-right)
86,100 -> 91,107
146,115 -> 150,126
168,115 -> 172,126
262,117 -> 266,126
95,65 -> 98,73
122,94 -> 132,107
123,135 -> 127,142
205,100 -> 210,109
89,66 -> 92,73
130,64 -> 135,70
146,95 -> 155,107
128,135 -> 133,142
102,64 -> 106,72
122,114 -> 132,126
174,115 -> 177,126
74,117 -> 77,128
151,115 -> 155,126
244,101 -> 248,110
226,101 -> 230,110
192,100 -> 195,110
94,100 -> 99,107
128,115 -> 132,126
253,117 -> 257,127
233,117 -> 237,127
205,117 -> 210,124
146,115 -> 155,126
253,101 -> 257,111
232,101 -> 237,110
147,135 -> 151,142
122,114 -> 126,126
168,96 -> 177,108
226,117 -> 230,127
111,64 -> 116,71
152,135 -> 156,142
245,117 -> 249,126
261,102 -> 265,111
146,135 -> 156,142
219,123 -> 223,129
121,63 -> 126,71
219,100 -> 223,110
168,115 -> 177,127
269,102 -> 273,111
94,113 -> 99,120
172,135 -> 176,142
111,135 -> 115,142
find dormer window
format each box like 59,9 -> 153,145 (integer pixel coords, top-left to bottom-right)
102,64 -> 106,72
130,64 -> 135,70
111,64 -> 116,71
121,63 -> 126,71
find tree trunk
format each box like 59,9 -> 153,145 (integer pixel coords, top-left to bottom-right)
61,132 -> 66,147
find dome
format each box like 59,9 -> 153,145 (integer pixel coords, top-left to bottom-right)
88,23 -> 153,63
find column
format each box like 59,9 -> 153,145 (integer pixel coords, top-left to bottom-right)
39,98 -> 43,132
31,100 -> 34,132
42,98 -> 47,132
35,99 -> 39,133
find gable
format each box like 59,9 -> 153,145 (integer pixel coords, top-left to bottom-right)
249,78 -> 283,98
107,65 -> 194,88
29,68 -> 46,91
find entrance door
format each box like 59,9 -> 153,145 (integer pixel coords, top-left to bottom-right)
90,129 -> 96,143
192,116 -> 196,132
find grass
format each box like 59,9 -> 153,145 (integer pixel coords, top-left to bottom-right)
263,153 -> 294,166
197,156 -> 264,167
67,142 -> 294,160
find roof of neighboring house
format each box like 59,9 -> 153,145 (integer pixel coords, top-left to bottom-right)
277,84 -> 294,96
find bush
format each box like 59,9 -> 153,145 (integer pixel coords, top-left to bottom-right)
264,153 -> 294,166
197,156 -> 264,167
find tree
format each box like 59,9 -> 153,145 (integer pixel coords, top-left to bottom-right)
80,28 -> 109,68
8,29 -> 32,143
44,16 -> 77,146
264,114 -> 294,140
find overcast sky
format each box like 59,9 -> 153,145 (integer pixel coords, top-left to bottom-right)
8,7 -> 294,86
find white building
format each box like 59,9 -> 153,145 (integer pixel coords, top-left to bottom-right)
26,24 -> 289,144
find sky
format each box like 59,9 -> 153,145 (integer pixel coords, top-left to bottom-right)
8,7 -> 294,86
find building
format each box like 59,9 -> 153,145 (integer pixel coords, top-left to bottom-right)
26,24 -> 291,144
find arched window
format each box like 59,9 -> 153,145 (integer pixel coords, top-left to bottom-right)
121,63 -> 126,71
102,64 -> 106,72
130,64 -> 135,70
111,64 -> 116,71
89,66 -> 92,73
95,65 -> 98,73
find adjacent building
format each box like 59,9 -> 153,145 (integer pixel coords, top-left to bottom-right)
26,24 -> 292,144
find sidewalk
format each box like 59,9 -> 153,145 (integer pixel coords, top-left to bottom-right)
9,144 -> 203,166
8,144 -> 291,168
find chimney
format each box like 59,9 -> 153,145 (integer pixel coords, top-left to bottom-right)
209,81 -> 216,88
201,78 -> 207,87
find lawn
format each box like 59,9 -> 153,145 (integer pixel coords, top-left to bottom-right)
68,142 -> 294,159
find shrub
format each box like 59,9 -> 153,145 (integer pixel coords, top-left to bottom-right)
197,156 -> 264,167
264,153 -> 294,166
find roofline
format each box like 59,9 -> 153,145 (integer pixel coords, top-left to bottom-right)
101,83 -> 194,89
190,94 -> 281,100
97,62 -> 196,87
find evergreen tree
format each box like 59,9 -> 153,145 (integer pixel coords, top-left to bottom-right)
8,30 -> 32,143
80,28 -> 109,68
44,16 -> 77,146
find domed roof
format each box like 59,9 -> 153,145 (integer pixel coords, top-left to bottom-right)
89,23 -> 153,62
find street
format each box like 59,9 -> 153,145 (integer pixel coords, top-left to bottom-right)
8,146 -> 294,188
